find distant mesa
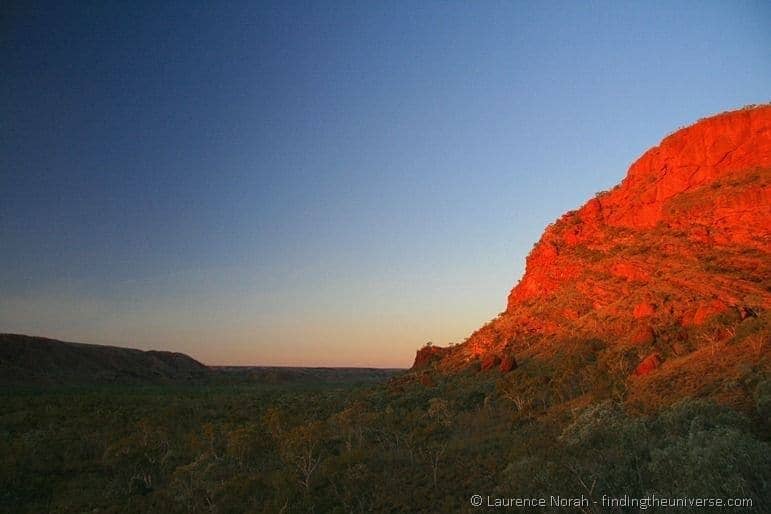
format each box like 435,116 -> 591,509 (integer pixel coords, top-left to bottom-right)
0,333 -> 209,386
412,105 -> 771,392
0,333 -> 403,387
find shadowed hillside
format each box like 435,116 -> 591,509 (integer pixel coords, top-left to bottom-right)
0,334 -> 210,386
0,334 -> 403,387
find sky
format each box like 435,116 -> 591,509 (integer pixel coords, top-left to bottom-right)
1,1 -> 769,367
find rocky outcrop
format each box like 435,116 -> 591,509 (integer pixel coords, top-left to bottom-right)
630,325 -> 656,345
481,354 -> 502,371
507,105 -> 771,309
499,354 -> 518,373
633,303 -> 656,319
633,353 -> 662,377
411,345 -> 448,370
414,105 -> 771,373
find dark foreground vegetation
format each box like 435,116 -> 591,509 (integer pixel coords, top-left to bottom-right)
2,359 -> 769,513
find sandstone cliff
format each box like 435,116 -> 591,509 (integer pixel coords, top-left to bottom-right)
413,105 -> 770,406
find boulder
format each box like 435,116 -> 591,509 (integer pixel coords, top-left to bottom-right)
633,302 -> 655,319
684,300 -> 729,326
499,355 -> 518,373
633,353 -> 661,377
480,354 -> 502,371
631,325 -> 656,345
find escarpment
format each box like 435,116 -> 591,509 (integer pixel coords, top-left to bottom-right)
413,106 -> 770,404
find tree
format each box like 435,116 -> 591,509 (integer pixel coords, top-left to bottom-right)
279,421 -> 325,492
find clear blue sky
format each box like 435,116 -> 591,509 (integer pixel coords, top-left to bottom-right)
2,1 -> 769,366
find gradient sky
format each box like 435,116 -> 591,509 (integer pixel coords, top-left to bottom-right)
2,1 -> 769,367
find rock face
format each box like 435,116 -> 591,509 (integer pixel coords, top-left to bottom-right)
508,106 -> 770,308
480,354 -> 502,371
418,105 -> 771,371
499,354 -> 517,373
634,353 -> 662,377
412,345 -> 448,369
633,303 -> 656,319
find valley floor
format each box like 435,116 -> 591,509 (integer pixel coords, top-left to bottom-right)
1,365 -> 769,513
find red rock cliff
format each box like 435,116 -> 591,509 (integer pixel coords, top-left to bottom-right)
510,106 -> 770,307
414,105 -> 771,371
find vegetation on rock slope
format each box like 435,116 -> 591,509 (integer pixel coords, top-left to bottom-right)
421,106 -> 770,417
